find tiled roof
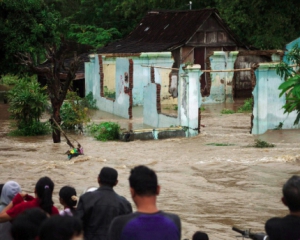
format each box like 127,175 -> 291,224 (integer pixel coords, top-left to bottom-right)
98,9 -> 241,53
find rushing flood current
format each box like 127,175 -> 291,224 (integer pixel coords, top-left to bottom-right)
1,102 -> 300,239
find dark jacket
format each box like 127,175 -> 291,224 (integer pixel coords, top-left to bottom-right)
76,186 -> 132,240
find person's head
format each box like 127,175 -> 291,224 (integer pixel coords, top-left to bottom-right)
98,167 -> 118,187
11,208 -> 48,240
59,186 -> 78,210
129,165 -> 159,197
35,176 -> 54,215
39,215 -> 83,240
282,175 -> 300,212
0,181 -> 21,206
192,231 -> 209,240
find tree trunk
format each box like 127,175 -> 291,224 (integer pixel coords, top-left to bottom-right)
52,103 -> 62,143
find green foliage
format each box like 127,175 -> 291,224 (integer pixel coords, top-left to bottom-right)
9,121 -> 51,136
216,0 -> 300,49
254,139 -> 275,148
237,98 -> 253,113
7,77 -> 50,135
67,24 -> 121,49
221,108 -> 235,114
200,106 -> 206,111
60,91 -> 90,129
173,105 -> 178,110
87,122 -> 120,141
206,143 -> 234,146
104,87 -> 116,99
277,44 -> 300,124
0,0 -> 64,74
80,92 -> 98,109
0,75 -> 19,86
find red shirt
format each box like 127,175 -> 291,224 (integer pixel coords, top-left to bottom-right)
7,193 -> 59,218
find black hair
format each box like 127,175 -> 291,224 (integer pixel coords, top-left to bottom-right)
59,186 -> 77,211
35,176 -> 55,215
39,215 -> 83,240
193,231 -> 209,240
11,208 -> 48,240
282,175 -> 300,212
98,167 -> 118,187
129,165 -> 158,196
0,183 -> 4,196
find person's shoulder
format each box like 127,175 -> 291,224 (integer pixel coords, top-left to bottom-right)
160,211 -> 181,220
115,192 -> 131,203
51,206 -> 60,215
265,216 -> 283,232
111,212 -> 137,225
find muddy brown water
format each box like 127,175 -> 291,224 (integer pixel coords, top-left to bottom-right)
1,102 -> 300,239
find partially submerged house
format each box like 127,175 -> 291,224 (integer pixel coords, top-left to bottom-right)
99,9 -> 245,98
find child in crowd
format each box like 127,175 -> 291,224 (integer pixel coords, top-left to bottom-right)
59,186 -> 78,216
11,208 -> 48,240
39,215 -> 83,240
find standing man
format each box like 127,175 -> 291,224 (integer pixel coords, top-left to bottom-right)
265,175 -> 300,240
108,165 -> 181,240
76,167 -> 132,240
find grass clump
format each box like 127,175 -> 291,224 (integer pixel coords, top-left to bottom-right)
237,98 -> 253,113
221,108 -> 235,114
254,139 -> 275,148
87,122 -> 120,141
206,143 -> 234,146
200,106 -> 206,111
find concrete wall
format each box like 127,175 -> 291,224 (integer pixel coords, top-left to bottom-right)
202,51 -> 238,104
102,57 -> 116,93
143,64 -> 202,137
252,62 -> 300,134
130,52 -> 176,106
85,55 -> 131,119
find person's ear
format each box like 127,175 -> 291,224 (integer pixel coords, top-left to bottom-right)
114,180 -> 118,187
130,187 -> 135,198
97,177 -> 101,185
156,185 -> 160,196
282,197 -> 287,206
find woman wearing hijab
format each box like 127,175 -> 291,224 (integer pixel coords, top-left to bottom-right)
0,176 -> 58,223
0,181 -> 21,240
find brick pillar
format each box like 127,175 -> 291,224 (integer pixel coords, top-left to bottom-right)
128,59 -> 134,119
151,67 -> 155,83
156,84 -> 161,114
98,55 -> 104,97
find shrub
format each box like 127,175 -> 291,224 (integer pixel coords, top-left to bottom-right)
9,121 -> 51,136
60,91 -> 90,130
7,77 -> 50,136
237,98 -> 253,113
221,108 -> 235,114
81,91 -> 98,109
87,122 -> 120,141
254,139 -> 275,148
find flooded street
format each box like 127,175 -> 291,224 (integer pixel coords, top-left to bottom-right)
1,102 -> 300,239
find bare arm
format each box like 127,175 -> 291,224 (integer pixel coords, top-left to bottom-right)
0,204 -> 13,223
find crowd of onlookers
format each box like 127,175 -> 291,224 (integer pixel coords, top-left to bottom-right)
0,165 -> 299,240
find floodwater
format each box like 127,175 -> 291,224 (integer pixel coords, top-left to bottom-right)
1,102 -> 300,239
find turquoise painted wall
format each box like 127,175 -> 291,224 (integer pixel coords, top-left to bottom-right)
202,51 -> 238,104
85,55 -> 130,118
252,62 -> 300,134
143,64 -> 202,137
